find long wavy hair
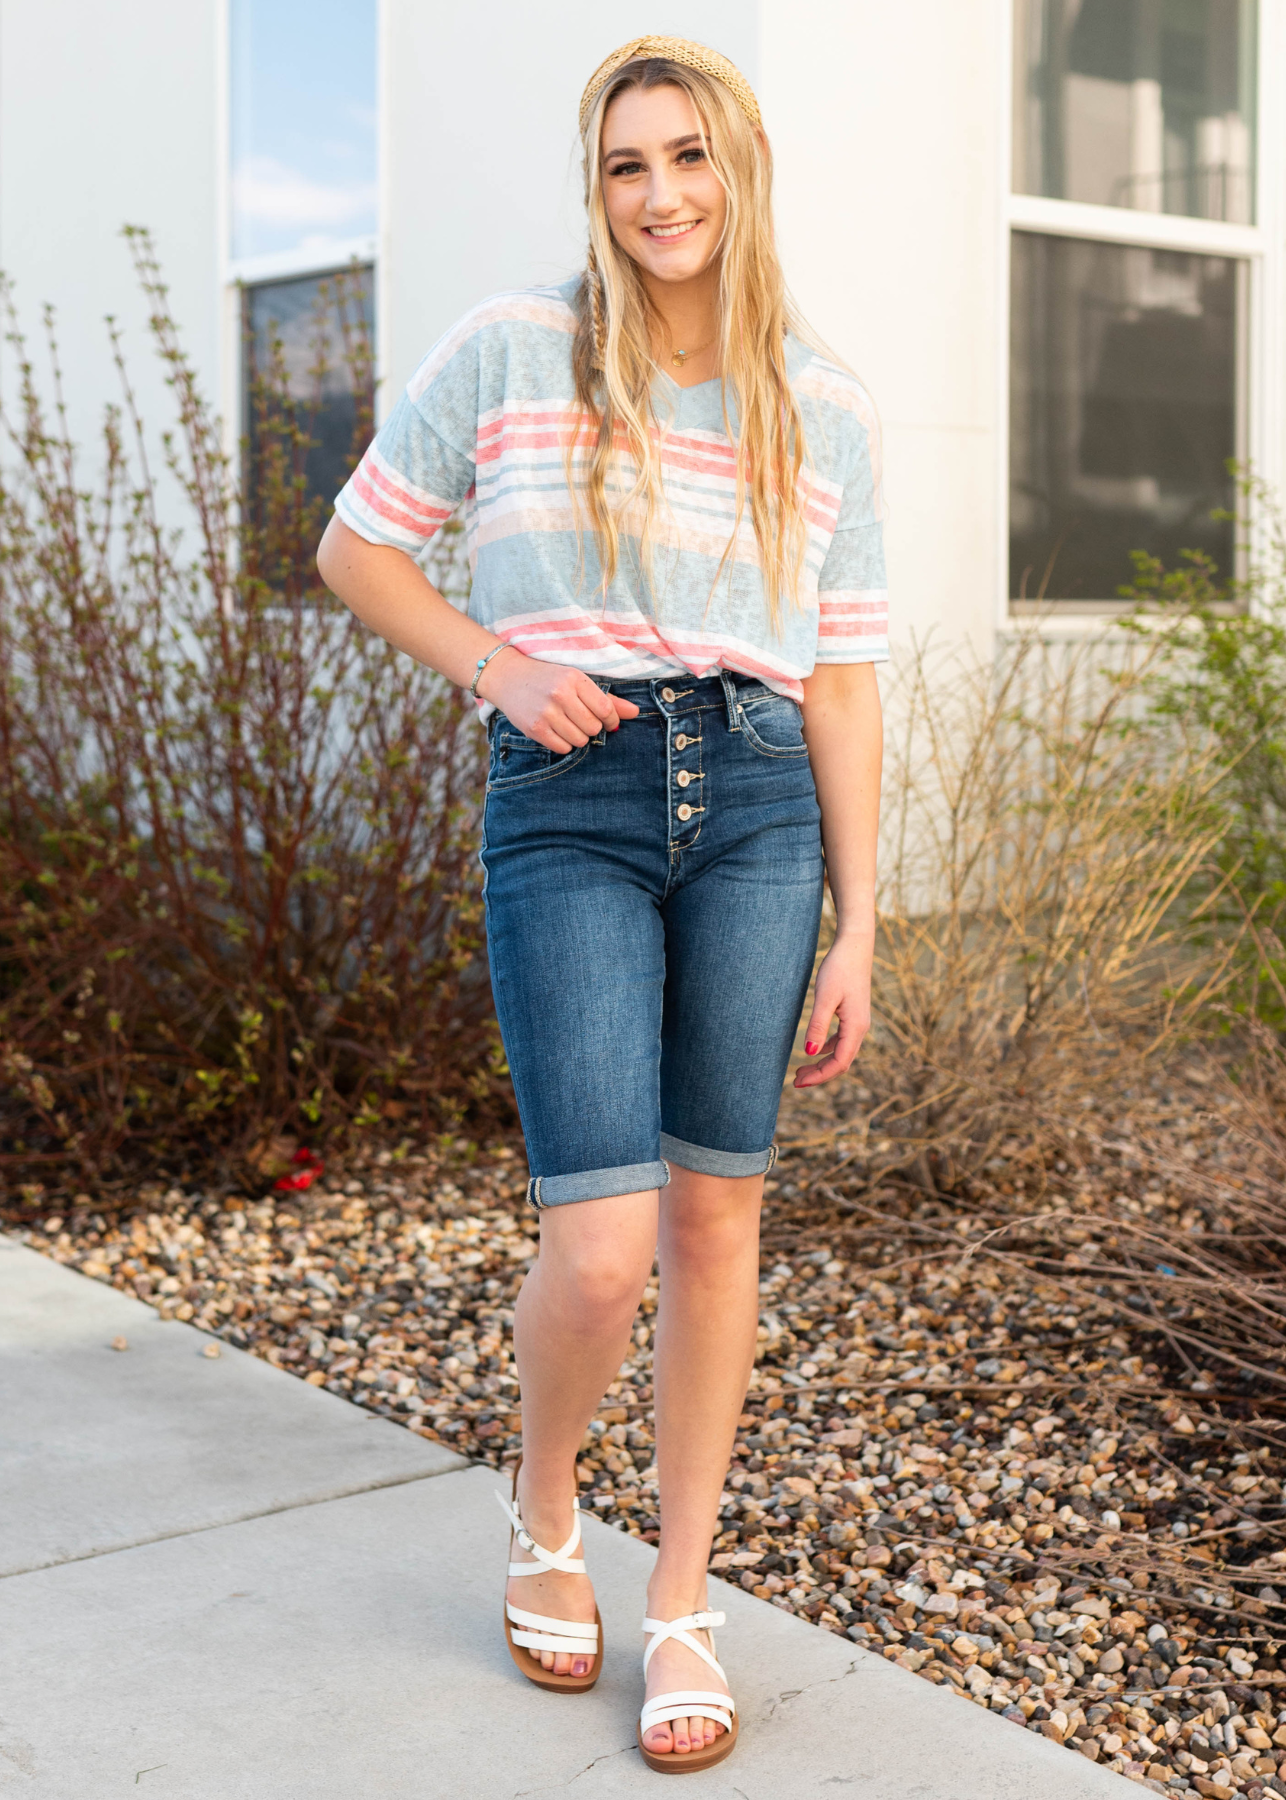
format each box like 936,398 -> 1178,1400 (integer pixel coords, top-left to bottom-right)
571,57 -> 812,630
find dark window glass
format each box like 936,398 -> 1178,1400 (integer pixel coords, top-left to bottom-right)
242,265 -> 375,583
1013,0 -> 1257,223
1010,231 -> 1238,603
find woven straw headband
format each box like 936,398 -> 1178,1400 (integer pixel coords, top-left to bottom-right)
578,34 -> 762,137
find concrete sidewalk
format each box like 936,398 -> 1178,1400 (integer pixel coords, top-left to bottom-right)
0,1238 -> 1128,1799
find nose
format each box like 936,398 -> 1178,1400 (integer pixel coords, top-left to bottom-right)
644,164 -> 683,216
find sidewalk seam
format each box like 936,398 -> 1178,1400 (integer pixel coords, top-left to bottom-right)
0,1458 -> 471,1581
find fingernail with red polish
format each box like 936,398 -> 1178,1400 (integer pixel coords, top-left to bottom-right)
806,1041 -> 819,1055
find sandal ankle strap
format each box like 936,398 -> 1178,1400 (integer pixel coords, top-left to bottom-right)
495,1488 -> 587,1576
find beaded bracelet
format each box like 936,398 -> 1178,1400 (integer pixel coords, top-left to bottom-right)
469,642 -> 515,699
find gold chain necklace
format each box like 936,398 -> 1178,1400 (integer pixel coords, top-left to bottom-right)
671,340 -> 715,368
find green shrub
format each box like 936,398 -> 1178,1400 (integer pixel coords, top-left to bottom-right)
1124,474 -> 1286,1027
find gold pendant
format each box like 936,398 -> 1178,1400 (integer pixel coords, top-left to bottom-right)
672,349 -> 688,366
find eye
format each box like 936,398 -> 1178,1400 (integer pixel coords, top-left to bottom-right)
607,159 -> 644,178
677,147 -> 706,165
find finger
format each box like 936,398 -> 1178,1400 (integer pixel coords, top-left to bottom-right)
803,1006 -> 834,1058
527,724 -> 576,754
551,687 -> 610,741
572,678 -> 624,731
795,1019 -> 867,1087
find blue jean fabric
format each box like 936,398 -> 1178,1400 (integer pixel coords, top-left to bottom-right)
480,671 -> 824,1208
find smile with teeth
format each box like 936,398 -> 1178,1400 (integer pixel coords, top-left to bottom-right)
645,220 -> 702,239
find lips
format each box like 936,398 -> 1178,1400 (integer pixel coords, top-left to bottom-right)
644,220 -> 702,239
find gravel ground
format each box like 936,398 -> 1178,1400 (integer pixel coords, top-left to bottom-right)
9,1071 -> 1286,1797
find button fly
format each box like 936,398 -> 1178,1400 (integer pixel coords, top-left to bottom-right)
676,802 -> 693,821
674,733 -> 688,749
676,769 -> 692,788
661,687 -> 677,703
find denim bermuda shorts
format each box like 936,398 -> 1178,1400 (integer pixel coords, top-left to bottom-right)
480,670 -> 824,1209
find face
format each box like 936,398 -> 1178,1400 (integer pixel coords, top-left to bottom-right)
599,83 -> 728,286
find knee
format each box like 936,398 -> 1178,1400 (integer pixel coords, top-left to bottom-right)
547,1241 -> 649,1327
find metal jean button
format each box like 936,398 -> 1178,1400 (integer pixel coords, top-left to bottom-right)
676,770 -> 692,788
676,802 -> 693,821
661,686 -> 677,703
674,733 -> 689,749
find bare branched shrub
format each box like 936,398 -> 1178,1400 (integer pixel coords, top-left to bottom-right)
0,231 -> 499,1195
807,636 -> 1236,1191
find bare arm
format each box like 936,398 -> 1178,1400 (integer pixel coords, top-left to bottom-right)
316,516 -> 638,747
794,660 -> 883,1088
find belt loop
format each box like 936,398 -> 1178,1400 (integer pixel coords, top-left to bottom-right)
526,1176 -> 544,1211
719,669 -> 741,732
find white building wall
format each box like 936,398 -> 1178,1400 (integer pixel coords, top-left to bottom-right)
762,0 -> 1009,660
0,0 -> 221,475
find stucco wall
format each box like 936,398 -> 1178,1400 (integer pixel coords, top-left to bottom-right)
762,0 -> 1008,659
0,0 -> 221,478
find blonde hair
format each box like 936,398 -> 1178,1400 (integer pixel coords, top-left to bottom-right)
571,55 -> 811,630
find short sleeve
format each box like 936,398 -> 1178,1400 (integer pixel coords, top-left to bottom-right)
333,328 -> 481,555
814,401 -> 889,666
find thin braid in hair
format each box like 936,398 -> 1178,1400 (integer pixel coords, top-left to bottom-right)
583,245 -> 607,371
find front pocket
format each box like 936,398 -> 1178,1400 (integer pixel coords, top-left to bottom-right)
487,725 -> 592,791
737,698 -> 810,758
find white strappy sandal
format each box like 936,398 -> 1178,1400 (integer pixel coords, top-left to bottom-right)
637,1609 -> 739,1773
494,1461 -> 602,1693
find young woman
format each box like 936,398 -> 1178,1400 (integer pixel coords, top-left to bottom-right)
318,35 -> 886,1775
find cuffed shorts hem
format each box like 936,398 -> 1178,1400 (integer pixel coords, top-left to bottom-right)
659,1133 -> 779,1178
526,1159 -> 671,1210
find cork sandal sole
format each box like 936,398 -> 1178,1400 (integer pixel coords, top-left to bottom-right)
637,1713 -> 739,1774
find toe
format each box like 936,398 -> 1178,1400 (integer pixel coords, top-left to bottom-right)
643,1723 -> 674,1755
552,1652 -> 572,1676
540,1650 -> 556,1671
672,1717 -> 691,1754
571,1657 -> 589,1677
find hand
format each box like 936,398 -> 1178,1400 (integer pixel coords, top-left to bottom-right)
793,929 -> 873,1088
478,650 -> 639,751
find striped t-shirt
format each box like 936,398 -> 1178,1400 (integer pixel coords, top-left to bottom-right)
334,279 -> 888,700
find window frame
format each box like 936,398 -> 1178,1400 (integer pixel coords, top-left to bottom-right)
998,0 -> 1286,632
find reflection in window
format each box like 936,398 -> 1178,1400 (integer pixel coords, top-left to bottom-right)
242,266 -> 375,588
230,0 -> 377,262
1010,232 -> 1238,603
1013,0 -> 1257,223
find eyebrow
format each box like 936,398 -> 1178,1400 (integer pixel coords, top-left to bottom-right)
603,133 -> 704,160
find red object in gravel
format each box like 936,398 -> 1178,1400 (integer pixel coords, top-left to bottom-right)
274,1149 -> 323,1192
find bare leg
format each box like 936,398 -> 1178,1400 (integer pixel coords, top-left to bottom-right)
642,1167 -> 762,1754
509,1188 -> 659,1675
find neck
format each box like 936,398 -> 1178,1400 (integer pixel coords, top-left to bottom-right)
641,263 -> 720,361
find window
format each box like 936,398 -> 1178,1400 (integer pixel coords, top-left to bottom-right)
242,267 -> 375,561
1010,236 -> 1239,604
1014,0 -> 1257,224
228,1 -> 378,575
230,0 -> 378,264
1009,0 -> 1259,607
